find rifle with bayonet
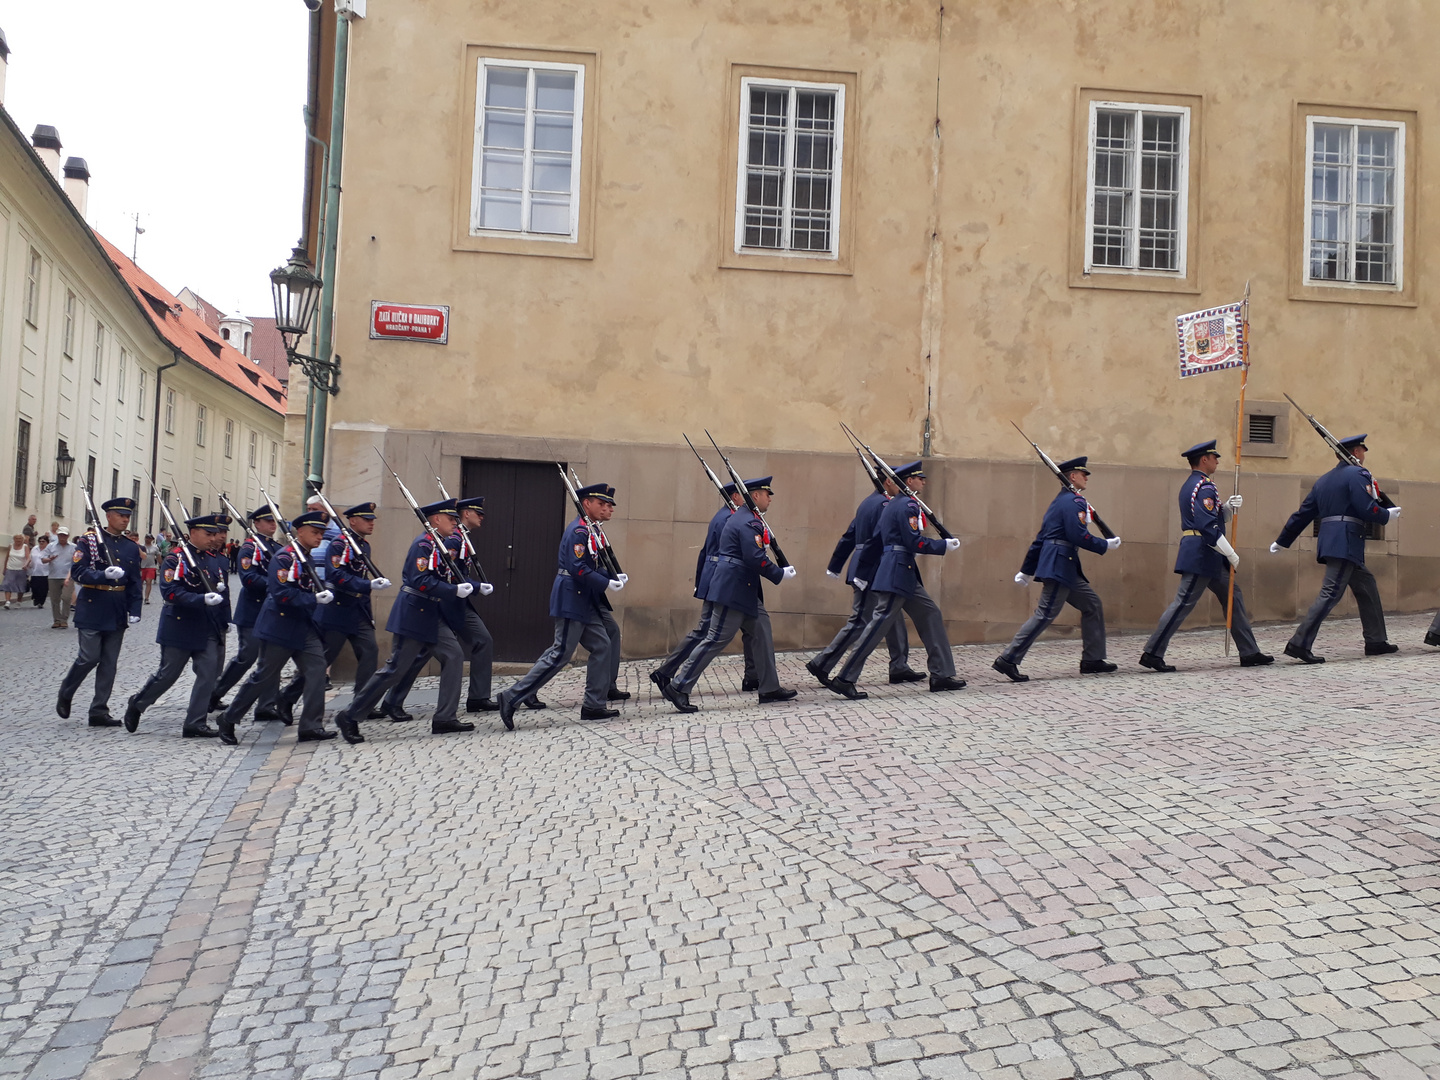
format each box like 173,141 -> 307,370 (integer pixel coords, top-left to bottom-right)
1010,422 -> 1117,540
853,441 -> 885,496
252,472 -> 321,592
374,449 -> 468,582
1283,394 -> 1396,509
555,463 -> 624,577
684,434 -> 735,508
423,455 -> 492,591
839,423 -> 956,541
214,488 -> 270,560
74,466 -> 114,567
704,430 -> 790,567
146,471 -> 217,593
307,486 -> 384,580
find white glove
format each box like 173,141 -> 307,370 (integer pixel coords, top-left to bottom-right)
1213,534 -> 1240,569
370,577 -> 391,590
617,573 -> 629,585
1269,541 -> 1281,554
315,589 -> 335,604
1014,572 -> 1033,586
782,566 -> 797,580
478,582 -> 494,596
826,569 -> 841,580
203,592 -> 224,606
127,615 -> 141,626
1387,506 -> 1402,523
215,580 -> 225,592
455,582 -> 474,598
944,537 -> 961,551
853,578 -> 868,590
104,565 -> 126,580
1105,537 -> 1122,551
606,578 -> 625,593
1225,495 -> 1244,511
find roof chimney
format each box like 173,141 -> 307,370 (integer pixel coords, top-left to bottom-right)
63,157 -> 90,218
0,29 -> 10,106
32,125 -> 61,182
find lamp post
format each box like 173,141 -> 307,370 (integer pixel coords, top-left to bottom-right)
40,446 -> 75,494
269,243 -> 335,495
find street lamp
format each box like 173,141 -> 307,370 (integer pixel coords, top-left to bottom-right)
269,242 -> 340,494
40,446 -> 75,494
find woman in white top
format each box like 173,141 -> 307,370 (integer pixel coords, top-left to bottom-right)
28,538 -> 50,608
4,535 -> 29,608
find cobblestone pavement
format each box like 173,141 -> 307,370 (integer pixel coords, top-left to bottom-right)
2,588 -> 1438,1080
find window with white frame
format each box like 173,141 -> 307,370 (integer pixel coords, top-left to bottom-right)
223,418 -> 233,459
1305,118 -> 1404,287
117,349 -> 127,403
248,430 -> 257,468
195,404 -> 207,447
24,249 -> 41,326
93,322 -> 106,383
164,389 -> 175,434
63,291 -> 77,356
471,60 -> 584,240
137,369 -> 147,419
269,440 -> 278,476
734,79 -> 844,256
1085,102 -> 1190,274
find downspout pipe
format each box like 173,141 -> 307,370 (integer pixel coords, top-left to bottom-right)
148,350 -> 180,536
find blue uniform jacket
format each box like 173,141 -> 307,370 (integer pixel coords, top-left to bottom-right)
317,535 -> 375,635
1276,461 -> 1388,566
1175,471 -> 1229,579
386,532 -> 461,644
70,529 -> 142,631
550,516 -> 615,624
255,543 -> 323,650
826,491 -> 890,586
704,509 -> 784,618
233,536 -> 275,629
438,532 -> 485,635
156,547 -> 231,648
871,494 -> 947,597
694,505 -> 735,599
1020,489 -> 1110,588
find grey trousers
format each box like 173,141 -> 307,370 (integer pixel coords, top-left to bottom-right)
49,581 -> 71,624
132,638 -> 224,731
350,627 -> 464,724
1144,573 -> 1259,658
279,623 -> 379,708
1001,580 -> 1106,666
385,607 -> 494,707
812,585 -> 910,677
838,585 -> 954,684
213,625 -> 278,712
504,618 -> 612,710
1290,558 -> 1387,651
59,627 -> 126,716
654,600 -> 758,682
223,633 -> 328,736
672,604 -> 780,696
600,605 -> 623,691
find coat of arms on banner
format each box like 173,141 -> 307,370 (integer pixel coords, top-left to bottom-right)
1175,302 -> 1245,378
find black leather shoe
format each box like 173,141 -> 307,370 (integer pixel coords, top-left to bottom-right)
498,692 -> 516,731
1426,632 -> 1440,648
216,718 -> 238,746
1365,642 -> 1399,656
337,712 -> 365,744
88,714 -> 121,728
366,707 -> 389,720
888,668 -> 926,684
649,669 -> 671,692
255,707 -> 289,724
124,696 -> 141,734
1239,652 -> 1275,667
56,694 -> 72,720
829,679 -> 867,700
1079,660 -> 1118,674
276,702 -> 295,726
386,705 -> 414,723
741,678 -> 759,692
804,658 -> 832,689
183,723 -> 219,739
467,697 -> 501,713
662,682 -> 698,714
1284,642 -> 1325,664
758,688 -> 798,703
1139,652 -> 1176,673
580,705 -> 620,720
992,657 -> 1029,683
432,718 -> 476,734
522,697 -> 548,710
929,675 -> 967,692
297,729 -> 339,742
606,688 -> 630,701
208,696 -> 224,714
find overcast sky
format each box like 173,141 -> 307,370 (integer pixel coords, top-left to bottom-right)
3,0 -> 311,319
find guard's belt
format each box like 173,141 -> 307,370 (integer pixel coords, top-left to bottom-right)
1181,529 -> 1203,537
1044,538 -> 1075,549
556,568 -> 571,577
885,545 -> 913,552
1320,515 -> 1367,525
400,585 -> 433,598
85,584 -> 127,592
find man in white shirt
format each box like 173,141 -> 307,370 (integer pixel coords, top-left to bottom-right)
43,527 -> 75,627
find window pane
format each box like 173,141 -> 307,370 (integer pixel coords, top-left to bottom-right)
529,196 -> 571,234
532,113 -> 573,152
534,71 -> 575,112
483,111 -> 525,149
485,67 -> 527,109
1091,111 -> 1135,267
481,151 -> 523,190
531,153 -> 572,193
480,194 -> 523,231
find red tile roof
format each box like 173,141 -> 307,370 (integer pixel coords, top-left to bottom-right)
246,316 -> 291,383
98,235 -> 287,415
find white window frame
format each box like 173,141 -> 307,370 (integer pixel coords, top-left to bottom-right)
223,418 -> 233,459
24,249 -> 41,327
195,403 -> 207,447
469,58 -> 586,243
164,389 -> 175,435
62,290 -> 77,356
92,322 -> 107,383
248,430 -> 258,468
1083,100 -> 1191,276
1302,115 -> 1406,291
117,348 -> 127,403
269,440 -> 278,476
137,369 -> 147,419
733,77 -> 846,260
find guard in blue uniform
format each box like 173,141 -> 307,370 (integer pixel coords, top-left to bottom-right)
661,478 -> 798,712
1140,440 -> 1272,670
499,484 -> 624,727
124,514 -> 232,738
585,489 -> 631,703
56,497 -> 143,725
806,481 -> 918,689
276,503 -> 392,718
334,499 -> 475,740
217,511 -> 341,745
210,507 -> 284,721
830,463 -> 963,697
1272,434 -> 1399,663
994,456 -> 1119,681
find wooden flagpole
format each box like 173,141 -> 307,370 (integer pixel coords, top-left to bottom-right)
1224,281 -> 1251,656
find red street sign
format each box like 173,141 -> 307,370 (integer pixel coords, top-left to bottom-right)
369,301 -> 449,344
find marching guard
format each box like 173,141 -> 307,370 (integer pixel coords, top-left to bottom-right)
1139,440 -> 1273,671
210,506 -> 284,721
994,456 -> 1119,681
1271,433 -> 1400,662
56,497 -> 142,725
124,514 -> 232,738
